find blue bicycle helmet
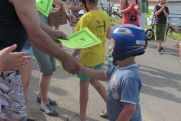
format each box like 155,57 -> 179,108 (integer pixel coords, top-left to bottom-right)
111,24 -> 146,61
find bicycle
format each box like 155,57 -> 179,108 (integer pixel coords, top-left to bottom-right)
146,15 -> 175,40
166,17 -> 181,35
145,14 -> 157,40
99,0 -> 122,19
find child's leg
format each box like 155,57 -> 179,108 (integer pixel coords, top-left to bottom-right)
90,79 -> 107,102
79,80 -> 89,121
20,60 -> 33,103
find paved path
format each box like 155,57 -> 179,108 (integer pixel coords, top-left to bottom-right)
27,25 -> 181,121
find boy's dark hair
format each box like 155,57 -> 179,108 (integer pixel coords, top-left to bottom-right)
81,0 -> 98,4
82,0 -> 98,11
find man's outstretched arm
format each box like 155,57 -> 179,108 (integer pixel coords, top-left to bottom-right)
11,0 -> 79,74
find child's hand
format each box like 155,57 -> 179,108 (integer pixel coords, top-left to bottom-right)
50,30 -> 67,41
0,45 -> 32,71
78,63 -> 85,74
67,14 -> 75,22
72,49 -> 80,58
134,5 -> 139,10
129,3 -> 134,9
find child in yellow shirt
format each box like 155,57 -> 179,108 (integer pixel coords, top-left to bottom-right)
73,0 -> 111,120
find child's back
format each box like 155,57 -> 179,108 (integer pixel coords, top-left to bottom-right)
75,9 -> 110,67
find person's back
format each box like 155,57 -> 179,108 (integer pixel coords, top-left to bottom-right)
76,9 -> 110,66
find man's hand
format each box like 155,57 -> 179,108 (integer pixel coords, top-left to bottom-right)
61,54 -> 80,74
50,30 -> 67,41
0,45 -> 32,71
161,3 -> 166,10
67,14 -> 76,22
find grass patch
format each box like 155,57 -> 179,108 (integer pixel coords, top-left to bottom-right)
110,16 -> 121,26
170,32 -> 181,41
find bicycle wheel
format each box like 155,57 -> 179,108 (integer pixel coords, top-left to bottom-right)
146,29 -> 154,40
166,27 -> 173,37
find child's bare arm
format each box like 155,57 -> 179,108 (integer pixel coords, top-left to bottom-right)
116,103 -> 136,121
79,65 -> 109,81
72,49 -> 80,57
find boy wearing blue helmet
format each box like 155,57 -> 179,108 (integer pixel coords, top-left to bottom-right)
79,24 -> 146,121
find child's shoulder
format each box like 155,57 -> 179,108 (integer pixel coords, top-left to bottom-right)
118,64 -> 140,76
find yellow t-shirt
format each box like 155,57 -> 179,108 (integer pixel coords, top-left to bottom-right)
75,9 -> 111,67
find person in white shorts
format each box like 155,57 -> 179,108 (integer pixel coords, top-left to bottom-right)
139,0 -> 149,30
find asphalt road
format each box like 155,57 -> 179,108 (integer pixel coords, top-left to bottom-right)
27,24 -> 181,121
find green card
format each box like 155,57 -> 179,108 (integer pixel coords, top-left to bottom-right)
58,28 -> 102,49
36,0 -> 53,17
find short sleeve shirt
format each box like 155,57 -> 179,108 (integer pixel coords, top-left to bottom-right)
154,5 -> 169,24
106,64 -> 142,121
75,9 -> 111,67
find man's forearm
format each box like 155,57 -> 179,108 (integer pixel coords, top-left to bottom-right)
29,30 -> 68,61
40,22 -> 54,35
163,9 -> 169,17
155,8 -> 163,16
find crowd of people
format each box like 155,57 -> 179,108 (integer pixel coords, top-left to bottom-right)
0,0 -> 179,121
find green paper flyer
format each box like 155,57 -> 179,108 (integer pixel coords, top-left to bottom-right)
58,28 -> 102,49
36,0 -> 53,17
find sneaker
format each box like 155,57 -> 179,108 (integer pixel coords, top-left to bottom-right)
157,49 -> 162,54
40,103 -> 59,116
37,96 -> 57,106
99,110 -> 108,119
160,47 -> 165,52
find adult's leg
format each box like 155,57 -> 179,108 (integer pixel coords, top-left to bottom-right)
158,24 -> 166,50
32,45 -> 56,103
32,45 -> 58,116
38,74 -> 52,104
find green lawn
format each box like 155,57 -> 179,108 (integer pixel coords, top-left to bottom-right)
170,32 -> 181,41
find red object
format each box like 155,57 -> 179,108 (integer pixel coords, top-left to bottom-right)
122,2 -> 139,26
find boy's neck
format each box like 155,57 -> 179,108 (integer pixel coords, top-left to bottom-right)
117,57 -> 136,68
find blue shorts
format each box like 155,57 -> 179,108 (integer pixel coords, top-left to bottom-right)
21,48 -> 33,56
78,63 -> 104,81
32,45 -> 56,76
